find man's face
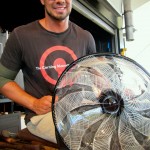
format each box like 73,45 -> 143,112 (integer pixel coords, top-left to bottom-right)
41,0 -> 72,21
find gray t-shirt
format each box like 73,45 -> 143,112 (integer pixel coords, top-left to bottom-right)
0,20 -> 96,122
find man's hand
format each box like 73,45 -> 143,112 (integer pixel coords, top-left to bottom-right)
33,96 -> 52,115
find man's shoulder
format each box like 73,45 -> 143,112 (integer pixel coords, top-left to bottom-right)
13,20 -> 39,33
70,21 -> 91,36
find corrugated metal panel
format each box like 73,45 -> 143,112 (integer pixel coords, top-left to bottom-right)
72,0 -> 115,35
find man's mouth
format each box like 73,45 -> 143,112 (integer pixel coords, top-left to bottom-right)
54,6 -> 66,13
56,7 -> 65,10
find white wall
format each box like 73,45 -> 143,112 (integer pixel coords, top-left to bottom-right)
107,0 -> 122,15
125,1 -> 150,74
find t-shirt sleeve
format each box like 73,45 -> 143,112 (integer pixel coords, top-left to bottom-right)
86,31 -> 97,55
0,29 -> 22,71
0,63 -> 18,88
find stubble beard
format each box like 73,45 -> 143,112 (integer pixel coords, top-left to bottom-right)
45,8 -> 71,21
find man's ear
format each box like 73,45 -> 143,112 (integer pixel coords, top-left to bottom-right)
40,0 -> 44,5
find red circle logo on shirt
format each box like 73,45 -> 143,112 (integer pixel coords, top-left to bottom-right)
39,46 -> 77,85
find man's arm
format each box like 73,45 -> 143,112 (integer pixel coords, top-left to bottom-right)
0,63 -> 52,114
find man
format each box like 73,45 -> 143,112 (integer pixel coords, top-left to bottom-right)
0,0 -> 96,143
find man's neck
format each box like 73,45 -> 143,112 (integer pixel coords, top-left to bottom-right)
39,17 -> 69,33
